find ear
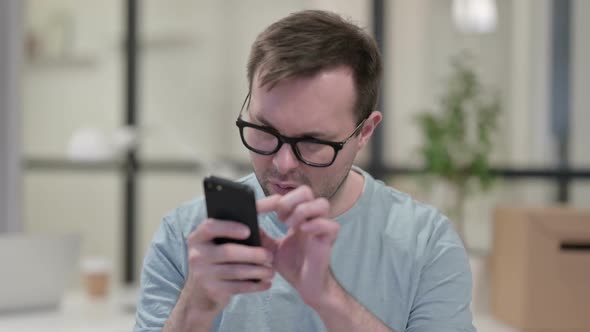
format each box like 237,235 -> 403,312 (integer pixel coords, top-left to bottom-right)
357,111 -> 382,149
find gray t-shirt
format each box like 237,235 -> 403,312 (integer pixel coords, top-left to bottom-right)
134,167 -> 475,332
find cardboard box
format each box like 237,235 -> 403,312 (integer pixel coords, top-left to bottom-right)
491,207 -> 590,331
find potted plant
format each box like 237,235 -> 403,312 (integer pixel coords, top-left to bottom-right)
415,54 -> 501,250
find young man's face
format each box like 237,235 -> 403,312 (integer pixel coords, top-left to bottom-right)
245,66 -> 373,202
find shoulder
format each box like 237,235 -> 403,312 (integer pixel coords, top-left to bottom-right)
365,175 -> 463,259
160,196 -> 206,240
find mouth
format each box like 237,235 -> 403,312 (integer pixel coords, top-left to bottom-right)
270,182 -> 298,195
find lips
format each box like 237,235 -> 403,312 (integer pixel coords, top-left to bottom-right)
270,182 -> 297,195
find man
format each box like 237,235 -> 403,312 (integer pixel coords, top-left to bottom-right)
135,10 -> 475,332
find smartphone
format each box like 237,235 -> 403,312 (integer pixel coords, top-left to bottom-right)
203,176 -> 261,246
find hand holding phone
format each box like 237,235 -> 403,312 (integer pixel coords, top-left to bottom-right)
203,176 -> 261,246
176,177 -> 273,319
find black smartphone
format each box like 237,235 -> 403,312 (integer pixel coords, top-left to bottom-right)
203,176 -> 261,246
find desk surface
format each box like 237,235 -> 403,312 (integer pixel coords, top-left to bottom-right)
0,289 -> 516,332
0,289 -> 136,332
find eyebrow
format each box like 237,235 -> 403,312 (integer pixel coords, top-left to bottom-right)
253,114 -> 330,140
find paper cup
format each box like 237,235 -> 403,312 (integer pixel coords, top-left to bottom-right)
81,257 -> 110,298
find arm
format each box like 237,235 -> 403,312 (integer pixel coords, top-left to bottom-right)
268,187 -> 394,332
406,217 -> 475,332
135,214 -> 274,332
162,218 -> 274,332
310,271 -> 395,332
162,284 -> 217,332
134,217 -> 187,332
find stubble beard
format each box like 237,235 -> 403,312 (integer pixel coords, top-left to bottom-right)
255,164 -> 352,203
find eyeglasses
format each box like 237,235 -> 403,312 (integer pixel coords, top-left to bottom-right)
235,92 -> 366,167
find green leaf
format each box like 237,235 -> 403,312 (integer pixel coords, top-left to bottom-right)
414,53 -> 501,196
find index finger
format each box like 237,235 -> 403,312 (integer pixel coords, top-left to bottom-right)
188,218 -> 250,245
256,194 -> 281,214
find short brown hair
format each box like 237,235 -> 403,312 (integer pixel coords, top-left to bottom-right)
247,10 -> 382,123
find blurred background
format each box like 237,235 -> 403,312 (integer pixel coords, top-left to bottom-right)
0,0 -> 589,331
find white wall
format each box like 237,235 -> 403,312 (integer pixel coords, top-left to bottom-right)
0,0 -> 23,233
23,0 -> 122,157
571,0 -> 590,206
22,0 -> 124,285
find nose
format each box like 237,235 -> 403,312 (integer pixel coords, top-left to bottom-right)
272,143 -> 299,174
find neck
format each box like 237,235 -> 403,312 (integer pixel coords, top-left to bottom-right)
328,169 -> 364,218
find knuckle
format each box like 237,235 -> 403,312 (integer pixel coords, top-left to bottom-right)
223,244 -> 236,256
235,265 -> 248,276
254,249 -> 270,264
187,230 -> 198,245
217,244 -> 236,259
333,222 -> 341,232
317,197 -> 330,211
188,249 -> 203,265
236,282 -> 252,294
197,221 -> 213,239
252,255 -> 264,265
292,204 -> 307,220
262,267 -> 275,279
301,186 -> 314,200
222,264 -> 240,277
242,249 -> 257,264
277,198 -> 290,214
327,220 -> 341,234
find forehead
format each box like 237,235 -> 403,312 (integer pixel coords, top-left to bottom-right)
248,66 -> 357,136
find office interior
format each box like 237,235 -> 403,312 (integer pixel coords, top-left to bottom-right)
0,0 -> 589,331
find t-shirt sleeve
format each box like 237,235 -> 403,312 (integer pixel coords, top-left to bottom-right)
133,215 -> 187,332
406,216 -> 476,332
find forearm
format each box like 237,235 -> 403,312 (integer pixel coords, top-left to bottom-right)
162,286 -> 218,332
312,276 -> 395,332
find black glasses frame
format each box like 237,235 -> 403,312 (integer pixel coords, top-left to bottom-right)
235,92 -> 366,167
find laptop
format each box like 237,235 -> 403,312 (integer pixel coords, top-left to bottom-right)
0,233 -> 80,313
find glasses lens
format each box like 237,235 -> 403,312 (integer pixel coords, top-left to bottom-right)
295,141 -> 335,165
242,127 -> 279,153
